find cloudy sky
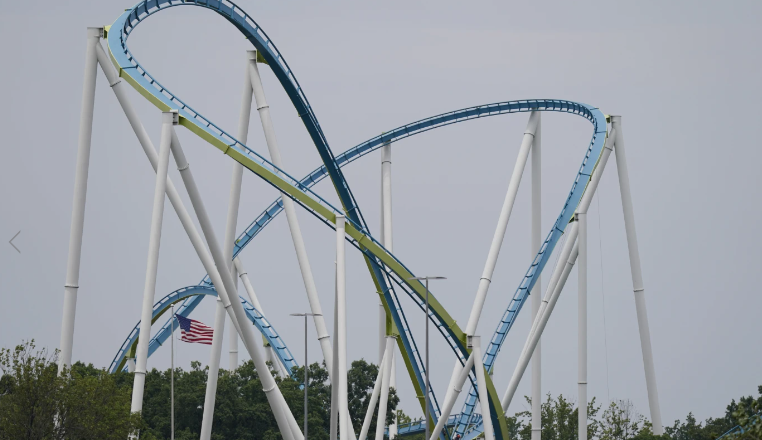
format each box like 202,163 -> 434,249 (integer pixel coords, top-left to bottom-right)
1,0 -> 760,426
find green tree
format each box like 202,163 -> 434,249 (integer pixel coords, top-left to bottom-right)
515,393 -> 601,440
0,340 -> 141,440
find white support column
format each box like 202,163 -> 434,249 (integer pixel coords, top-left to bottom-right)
502,228 -> 579,411
235,257 -> 287,376
335,215 -> 350,440
58,27 -> 101,374
430,353 -> 475,440
465,111 -> 539,337
94,44 -> 241,337
330,279 -> 340,440
472,336 -> 495,440
379,174 -> 386,366
530,113 -> 542,440
248,52 -> 334,376
169,132 -> 298,440
611,116 -> 663,435
578,212 -> 588,440
224,52 -> 256,372
200,297 -> 226,440
361,346 -> 387,440
130,110 -> 176,414
380,141 -> 397,439
504,127 -> 617,412
375,336 -> 395,440
445,111 -> 539,412
228,266 -> 239,369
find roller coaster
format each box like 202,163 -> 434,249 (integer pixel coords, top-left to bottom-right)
57,1 -> 665,440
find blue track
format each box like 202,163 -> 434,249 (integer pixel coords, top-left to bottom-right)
106,1 -> 607,438
109,285 -> 298,376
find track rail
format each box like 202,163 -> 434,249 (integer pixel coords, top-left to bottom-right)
104,1 -> 606,438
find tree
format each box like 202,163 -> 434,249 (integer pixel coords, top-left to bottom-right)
0,340 -> 141,440
514,393 -> 601,440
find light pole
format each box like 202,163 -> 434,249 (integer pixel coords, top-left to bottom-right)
409,276 -> 446,440
290,312 -> 322,440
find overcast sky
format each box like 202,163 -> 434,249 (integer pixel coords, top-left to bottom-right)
1,0 -> 760,427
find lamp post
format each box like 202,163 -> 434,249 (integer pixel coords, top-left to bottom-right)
408,276 -> 446,440
290,312 -> 322,440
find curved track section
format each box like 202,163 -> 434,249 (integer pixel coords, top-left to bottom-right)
105,1 -> 606,438
108,285 -> 298,376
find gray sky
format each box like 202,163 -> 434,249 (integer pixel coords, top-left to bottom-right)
1,0 -> 761,427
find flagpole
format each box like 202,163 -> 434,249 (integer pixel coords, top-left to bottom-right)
171,305 -> 175,440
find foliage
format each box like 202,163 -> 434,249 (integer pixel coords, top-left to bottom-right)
509,393 -> 601,440
0,340 -> 141,440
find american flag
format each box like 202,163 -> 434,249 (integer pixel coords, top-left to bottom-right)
175,315 -> 214,345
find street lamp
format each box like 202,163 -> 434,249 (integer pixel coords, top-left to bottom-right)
408,276 -> 446,440
290,312 -> 322,440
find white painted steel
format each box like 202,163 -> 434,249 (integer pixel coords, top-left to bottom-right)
379,171 -> 386,365
442,112 -> 539,416
429,353 -> 475,440
94,44 -> 241,336
375,336 -> 395,440
473,337 -> 495,440
502,224 -> 579,411
170,133 -> 298,440
611,116 -> 663,435
578,212 -> 588,440
126,358 -> 136,373
465,111 -> 539,337
335,215 -> 350,440
248,55 -> 334,377
171,305 -> 175,440
130,111 -> 175,414
224,51 -> 255,372
59,27 -> 101,374
228,265 -> 239,369
330,281 -> 339,440
380,142 -> 397,439
530,113 -> 542,440
521,128 -> 616,357
360,345 -> 388,440
200,298 -> 226,440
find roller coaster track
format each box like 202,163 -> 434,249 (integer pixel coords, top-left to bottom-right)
108,286 -> 298,376
104,1 -> 607,439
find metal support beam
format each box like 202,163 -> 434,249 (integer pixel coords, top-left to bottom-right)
130,110 -> 176,414
200,297 -> 226,440
59,27 -> 101,374
248,51 -> 334,377
375,336 -> 395,440
611,116 -> 663,435
361,344 -> 388,440
380,141 -> 397,438
170,131 -> 298,440
429,353 -> 475,440
473,336 -> 495,440
335,215 -> 350,440
530,113 -> 542,440
578,211 -> 588,440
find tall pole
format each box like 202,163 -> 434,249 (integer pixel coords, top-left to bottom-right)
200,297 -> 226,440
335,215 -> 349,440
530,114 -> 542,440
248,52 -> 334,376
375,337 -> 395,440
381,141 -> 397,439
169,132 -> 298,440
611,116 -> 663,434
444,112 -> 538,412
59,27 -> 101,374
503,127 -> 617,412
224,51 -> 255,371
171,305 -> 175,440
131,111 -> 176,414
304,315 -> 309,440
425,278 -> 430,440
472,337 -> 494,440
578,211 -> 587,440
